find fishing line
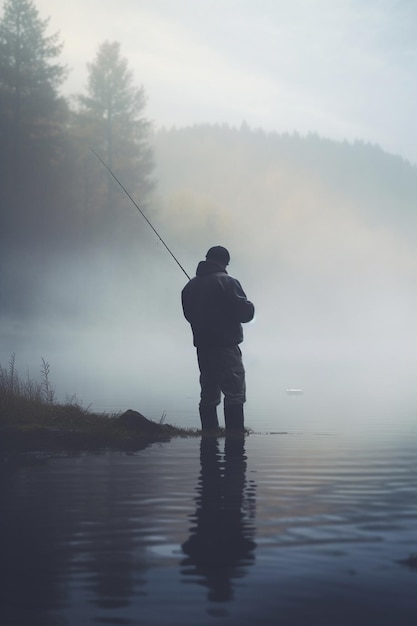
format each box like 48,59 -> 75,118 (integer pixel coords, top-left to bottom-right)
89,146 -> 191,280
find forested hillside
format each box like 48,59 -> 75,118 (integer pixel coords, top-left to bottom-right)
152,123 -> 417,263
152,125 -> 417,346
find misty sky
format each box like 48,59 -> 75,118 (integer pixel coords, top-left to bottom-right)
7,0 -> 416,165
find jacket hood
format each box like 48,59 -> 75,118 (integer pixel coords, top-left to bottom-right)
196,259 -> 228,277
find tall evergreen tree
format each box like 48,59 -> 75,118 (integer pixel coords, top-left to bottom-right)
0,0 -> 67,181
76,41 -> 154,225
0,0 -> 70,317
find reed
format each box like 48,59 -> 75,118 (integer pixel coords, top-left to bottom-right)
0,355 -> 199,452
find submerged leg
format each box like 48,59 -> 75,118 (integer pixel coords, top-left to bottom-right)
224,403 -> 245,432
199,404 -> 220,431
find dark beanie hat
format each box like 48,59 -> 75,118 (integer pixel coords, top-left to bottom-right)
206,246 -> 230,266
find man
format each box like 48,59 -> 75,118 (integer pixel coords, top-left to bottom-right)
181,246 -> 255,432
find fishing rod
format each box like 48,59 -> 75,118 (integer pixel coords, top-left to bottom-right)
89,146 -> 191,281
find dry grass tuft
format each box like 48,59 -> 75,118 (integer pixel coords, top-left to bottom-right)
0,355 -> 199,453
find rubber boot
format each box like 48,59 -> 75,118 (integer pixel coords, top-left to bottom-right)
224,403 -> 245,433
199,404 -> 219,431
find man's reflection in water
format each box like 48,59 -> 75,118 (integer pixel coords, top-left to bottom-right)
181,435 -> 256,603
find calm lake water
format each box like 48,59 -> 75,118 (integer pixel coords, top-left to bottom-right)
1,423 -> 417,626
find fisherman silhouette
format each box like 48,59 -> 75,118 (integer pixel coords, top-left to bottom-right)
181,435 -> 256,604
181,246 -> 255,431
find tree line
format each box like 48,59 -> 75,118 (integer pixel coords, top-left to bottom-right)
0,0 -> 154,262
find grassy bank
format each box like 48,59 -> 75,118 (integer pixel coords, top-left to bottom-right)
0,355 -> 198,454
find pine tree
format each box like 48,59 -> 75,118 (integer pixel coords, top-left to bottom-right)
0,0 -> 71,318
76,41 -> 154,224
0,0 -> 68,180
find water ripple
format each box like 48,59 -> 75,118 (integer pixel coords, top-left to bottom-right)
1,430 -> 417,625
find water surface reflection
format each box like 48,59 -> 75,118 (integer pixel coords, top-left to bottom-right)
181,436 -> 256,603
1,428 -> 417,625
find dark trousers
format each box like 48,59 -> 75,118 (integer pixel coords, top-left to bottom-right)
197,345 -> 246,408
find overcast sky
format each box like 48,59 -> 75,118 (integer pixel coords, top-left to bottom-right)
4,0 -> 417,164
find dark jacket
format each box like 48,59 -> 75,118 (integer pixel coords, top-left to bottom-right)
181,260 -> 255,348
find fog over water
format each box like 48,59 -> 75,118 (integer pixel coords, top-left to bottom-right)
3,176 -> 417,436
1,1 -> 417,436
